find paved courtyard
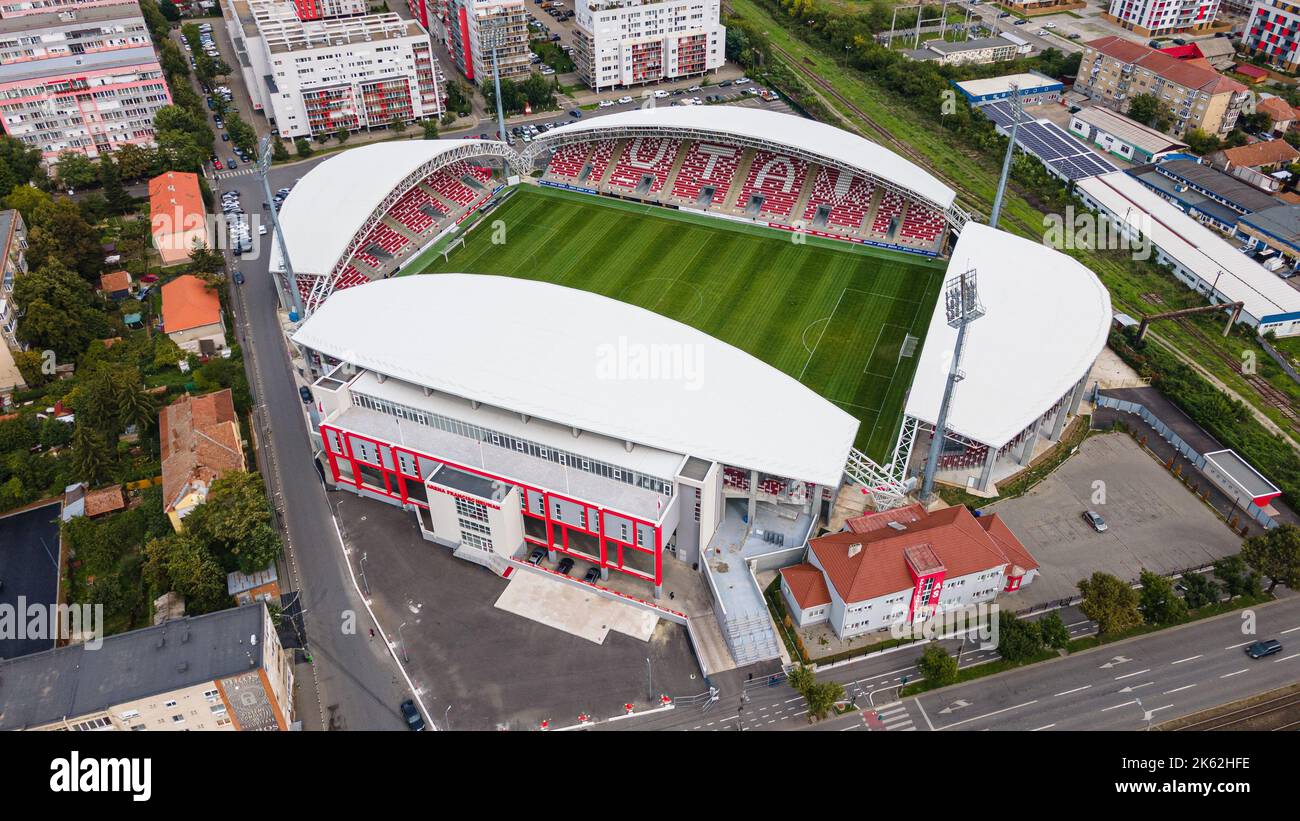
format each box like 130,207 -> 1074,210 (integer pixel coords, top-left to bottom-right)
0,502 -> 62,659
332,492 -> 704,730
988,432 -> 1244,610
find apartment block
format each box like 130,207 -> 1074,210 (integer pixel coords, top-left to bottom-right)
443,0 -> 530,85
573,0 -> 725,91
1077,36 -> 1248,137
224,0 -> 442,138
1106,0 -> 1223,36
0,3 -> 171,161
1242,0 -> 1300,71
0,604 -> 293,731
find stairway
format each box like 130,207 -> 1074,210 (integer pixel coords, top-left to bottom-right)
791,164 -> 819,226
383,215 -> 419,243
723,148 -> 757,211
659,141 -> 692,201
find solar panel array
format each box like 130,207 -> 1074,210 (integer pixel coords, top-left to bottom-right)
979,101 -> 1118,181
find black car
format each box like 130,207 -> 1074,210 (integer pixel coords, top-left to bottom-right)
583,566 -> 600,584
1245,639 -> 1282,659
557,557 -> 575,576
528,546 -> 547,565
233,271 -> 245,285
400,700 -> 425,731
569,109 -> 582,118
298,385 -> 313,404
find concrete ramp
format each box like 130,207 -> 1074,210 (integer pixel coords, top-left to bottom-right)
495,568 -> 659,644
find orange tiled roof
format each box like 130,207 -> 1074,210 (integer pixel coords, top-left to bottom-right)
780,563 -> 831,610
99,270 -> 131,293
83,485 -> 126,517
1085,36 -> 1246,96
1258,96 -> 1297,123
160,389 -> 245,514
809,506 -> 1037,604
148,171 -> 205,229
1215,139 -> 1300,168
161,274 -> 222,333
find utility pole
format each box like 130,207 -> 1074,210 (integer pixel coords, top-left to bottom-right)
919,269 -> 986,503
257,134 -> 304,317
989,83 -> 1022,230
481,15 -> 511,144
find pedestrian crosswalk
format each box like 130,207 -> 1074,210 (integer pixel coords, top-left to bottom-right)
865,702 -> 917,731
216,167 -> 258,180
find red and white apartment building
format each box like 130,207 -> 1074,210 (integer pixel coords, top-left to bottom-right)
780,504 -> 1038,639
440,0 -> 530,84
1242,0 -> 1300,71
290,275 -> 858,600
0,1 -> 171,161
223,0 -> 441,137
0,0 -> 132,17
287,0 -> 364,19
573,0 -> 725,91
1106,0 -> 1224,36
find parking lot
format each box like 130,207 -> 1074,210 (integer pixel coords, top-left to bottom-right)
0,502 -> 62,659
332,492 -> 704,730
987,432 -> 1244,609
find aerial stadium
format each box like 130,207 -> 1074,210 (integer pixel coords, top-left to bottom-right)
276,105 -> 1110,665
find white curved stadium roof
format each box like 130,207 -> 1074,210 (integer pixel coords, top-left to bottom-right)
276,139 -> 501,277
545,105 -> 956,210
292,275 -> 860,486
905,224 -> 1112,448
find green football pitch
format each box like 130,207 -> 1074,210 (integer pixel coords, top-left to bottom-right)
415,185 -> 946,463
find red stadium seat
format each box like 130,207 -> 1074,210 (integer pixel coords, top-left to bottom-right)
736,150 -> 809,218
607,137 -> 681,192
670,141 -> 743,204
546,143 -> 592,180
898,203 -> 946,245
802,166 -> 874,232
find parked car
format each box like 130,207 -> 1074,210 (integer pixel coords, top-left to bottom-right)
583,566 -> 600,584
653,89 -> 669,98
598,99 -> 614,108
557,557 -> 575,575
569,108 -> 582,118
528,546 -> 547,565
298,386 -> 313,404
1082,510 -> 1108,532
400,700 -> 425,731
233,271 -> 245,285
617,95 -> 633,104
1245,639 -> 1282,659
212,158 -> 223,170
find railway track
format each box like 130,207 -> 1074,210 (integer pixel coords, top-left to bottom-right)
1174,318 -> 1300,434
1171,690 -> 1300,731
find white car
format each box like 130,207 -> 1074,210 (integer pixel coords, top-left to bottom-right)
687,85 -> 702,92
691,97 -> 703,105
653,89 -> 669,99
1044,21 -> 1056,28
258,225 -> 268,236
540,67 -> 555,76
598,99 -> 614,108
735,77 -> 751,84
617,95 -> 633,104
1036,28 -> 1048,35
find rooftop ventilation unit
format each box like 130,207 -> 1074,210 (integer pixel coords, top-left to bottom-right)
847,543 -> 863,557
886,521 -> 908,531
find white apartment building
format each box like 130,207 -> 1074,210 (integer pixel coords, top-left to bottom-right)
0,0 -> 135,17
1107,0 -> 1223,36
1242,0 -> 1300,72
224,0 -> 442,138
443,0 -> 531,85
0,4 -> 171,160
574,0 -> 724,91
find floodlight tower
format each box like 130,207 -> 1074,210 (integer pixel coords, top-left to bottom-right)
989,83 -> 1022,230
257,134 -> 304,318
480,14 -> 511,144
919,268 -> 985,503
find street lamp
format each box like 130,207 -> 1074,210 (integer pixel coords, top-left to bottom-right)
358,551 -> 370,597
397,621 -> 410,663
257,134 -> 304,317
445,704 -> 453,731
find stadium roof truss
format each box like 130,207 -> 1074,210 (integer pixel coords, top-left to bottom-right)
528,124 -> 956,218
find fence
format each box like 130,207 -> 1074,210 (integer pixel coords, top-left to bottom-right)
1258,337 -> 1300,388
1093,393 -> 1278,530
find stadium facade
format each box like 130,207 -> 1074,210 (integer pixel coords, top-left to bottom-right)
276,106 -> 1111,661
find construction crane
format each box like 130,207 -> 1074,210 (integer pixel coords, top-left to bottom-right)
1134,301 -> 1245,343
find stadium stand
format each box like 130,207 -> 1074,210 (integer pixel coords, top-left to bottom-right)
898,203 -> 946,245
872,189 -> 904,236
586,139 -> 617,185
607,136 -> 681,192
389,185 -> 443,234
428,161 -> 486,207
547,142 -> 592,180
803,166 -> 874,232
671,141 -> 743,205
737,150 -> 809,218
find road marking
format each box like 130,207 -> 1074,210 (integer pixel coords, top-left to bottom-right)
1164,684 -> 1197,695
1114,668 -> 1151,680
935,700 -> 1038,730
1054,685 -> 1092,696
1118,682 -> 1154,693
1102,700 -> 1138,712
1279,625 -> 1300,635
1273,653 -> 1300,663
1066,621 -> 1090,628
916,698 -> 936,732
1220,668 -> 1249,678
1031,723 -> 1056,731
1224,641 -> 1254,650
1170,655 -> 1203,665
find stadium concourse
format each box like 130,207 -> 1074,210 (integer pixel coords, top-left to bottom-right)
275,106 -> 1111,669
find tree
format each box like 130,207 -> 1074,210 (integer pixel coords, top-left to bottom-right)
422,120 -> 439,140
335,128 -> 351,144
1138,569 -> 1188,626
98,157 -> 134,216
786,663 -> 815,695
803,680 -> 844,720
189,239 -> 225,274
0,135 -> 43,190
1241,524 -> 1300,593
54,152 -> 99,191
272,139 -> 290,162
294,138 -> 314,158
182,470 -> 282,573
997,610 -> 1043,662
1078,571 -> 1142,636
1126,93 -> 1173,133
114,379 -> 158,437
159,0 -> 181,21
390,116 -> 408,135
225,114 -> 257,156
917,643 -> 958,687
1180,571 -> 1220,610
70,422 -> 114,486
25,196 -> 106,281
1183,128 -> 1220,156
1214,554 -> 1264,598
115,143 -> 153,181
1038,610 -> 1070,650
3,184 -> 52,226
143,532 -> 229,614
12,259 -> 109,359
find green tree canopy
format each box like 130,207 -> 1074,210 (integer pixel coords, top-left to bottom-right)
1241,524 -> 1300,593
1138,569 -> 1188,626
1078,571 -> 1143,636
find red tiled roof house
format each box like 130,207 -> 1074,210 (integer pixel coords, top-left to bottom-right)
779,504 -> 1038,638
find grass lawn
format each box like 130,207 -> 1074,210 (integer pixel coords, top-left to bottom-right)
417,185 -> 946,462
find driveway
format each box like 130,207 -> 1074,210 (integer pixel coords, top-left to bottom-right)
988,432 -> 1243,609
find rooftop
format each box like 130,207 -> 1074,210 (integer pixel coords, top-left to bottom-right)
1202,449 -> 1281,501
1085,36 -> 1247,96
161,274 -> 222,333
0,44 -> 160,84
160,389 -> 245,513
954,72 -> 1063,98
1212,140 -> 1300,168
1153,159 -> 1281,213
99,269 -> 131,293
1238,202 -> 1300,250
1073,106 -> 1189,155
83,485 -> 125,517
0,604 -> 268,731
